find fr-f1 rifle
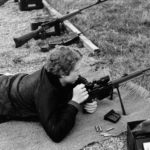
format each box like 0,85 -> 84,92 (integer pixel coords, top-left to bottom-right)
13,0 -> 108,48
76,67 -> 150,115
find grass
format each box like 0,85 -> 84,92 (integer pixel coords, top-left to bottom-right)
47,0 -> 150,90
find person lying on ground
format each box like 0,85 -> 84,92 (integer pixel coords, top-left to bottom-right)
0,46 -> 98,142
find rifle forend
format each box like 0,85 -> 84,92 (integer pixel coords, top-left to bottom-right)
109,67 -> 150,87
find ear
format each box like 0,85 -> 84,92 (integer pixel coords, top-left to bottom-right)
59,75 -> 67,81
59,75 -> 68,86
60,75 -> 65,78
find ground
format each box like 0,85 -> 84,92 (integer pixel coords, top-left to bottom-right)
1,0 -> 150,149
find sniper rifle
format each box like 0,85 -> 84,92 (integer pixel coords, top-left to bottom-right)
76,67 -> 150,115
13,0 -> 108,48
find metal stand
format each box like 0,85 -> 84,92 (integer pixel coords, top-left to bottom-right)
54,23 -> 66,35
116,86 -> 127,115
54,23 -> 61,35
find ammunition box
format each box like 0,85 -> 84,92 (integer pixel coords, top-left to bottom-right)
19,0 -> 43,11
127,120 -> 150,150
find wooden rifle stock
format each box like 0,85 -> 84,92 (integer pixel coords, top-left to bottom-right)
14,28 -> 42,48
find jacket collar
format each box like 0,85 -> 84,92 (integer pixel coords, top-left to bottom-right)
44,69 -> 62,89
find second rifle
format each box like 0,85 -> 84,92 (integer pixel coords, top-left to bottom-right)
14,0 -> 108,48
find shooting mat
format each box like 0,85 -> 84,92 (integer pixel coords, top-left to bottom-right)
0,63 -> 150,150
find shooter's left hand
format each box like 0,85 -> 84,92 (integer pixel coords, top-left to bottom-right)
83,99 -> 98,114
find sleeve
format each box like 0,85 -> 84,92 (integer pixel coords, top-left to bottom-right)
68,100 -> 80,110
45,104 -> 79,143
36,92 -> 79,143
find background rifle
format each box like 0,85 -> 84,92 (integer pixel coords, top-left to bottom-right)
76,67 -> 150,115
13,0 -> 108,48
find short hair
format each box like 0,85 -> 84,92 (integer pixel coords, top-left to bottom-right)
44,46 -> 82,77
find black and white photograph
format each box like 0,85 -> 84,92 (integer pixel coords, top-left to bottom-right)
0,0 -> 150,149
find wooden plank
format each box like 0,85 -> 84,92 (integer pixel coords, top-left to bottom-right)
42,0 -> 99,52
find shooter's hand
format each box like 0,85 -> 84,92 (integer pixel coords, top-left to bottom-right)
72,84 -> 89,104
83,99 -> 98,114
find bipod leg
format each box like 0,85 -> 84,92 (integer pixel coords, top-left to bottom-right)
54,23 -> 61,35
109,91 -> 113,100
116,86 -> 126,115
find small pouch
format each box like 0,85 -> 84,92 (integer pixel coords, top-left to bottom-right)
104,109 -> 121,123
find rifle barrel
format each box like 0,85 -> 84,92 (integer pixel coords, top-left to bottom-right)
60,10 -> 81,21
109,67 -> 150,87
79,0 -> 108,11
60,0 -> 108,21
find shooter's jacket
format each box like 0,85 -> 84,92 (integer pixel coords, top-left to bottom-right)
0,67 -> 79,142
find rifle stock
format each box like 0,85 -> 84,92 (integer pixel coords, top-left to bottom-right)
14,29 -> 41,48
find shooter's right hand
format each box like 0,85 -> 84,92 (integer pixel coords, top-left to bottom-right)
72,84 -> 89,104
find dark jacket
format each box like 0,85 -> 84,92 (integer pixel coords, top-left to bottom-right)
0,67 -> 79,142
